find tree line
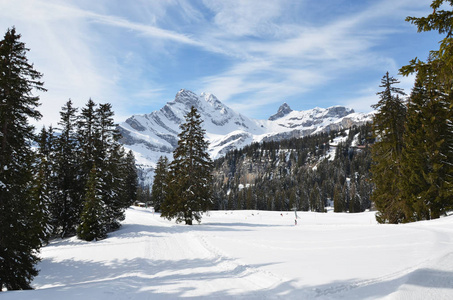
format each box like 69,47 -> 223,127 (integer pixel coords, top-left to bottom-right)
0,27 -> 138,291
37,99 -> 138,240
210,125 -> 374,213
150,122 -> 374,214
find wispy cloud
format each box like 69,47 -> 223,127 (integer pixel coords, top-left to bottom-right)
0,0 -> 436,127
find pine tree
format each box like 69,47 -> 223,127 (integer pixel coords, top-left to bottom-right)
77,99 -> 98,186
400,66 -> 453,220
122,150 -> 138,208
33,126 -> 56,242
94,103 -> 125,231
400,0 -> 453,219
333,183 -> 344,212
0,27 -> 46,291
401,0 -> 453,84
371,72 -> 407,224
77,165 -> 106,241
161,107 -> 214,225
53,100 -> 82,237
151,156 -> 169,212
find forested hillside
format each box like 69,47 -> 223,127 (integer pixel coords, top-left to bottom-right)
211,124 -> 374,212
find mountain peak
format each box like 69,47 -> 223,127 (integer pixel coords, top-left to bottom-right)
269,103 -> 293,121
174,89 -> 199,106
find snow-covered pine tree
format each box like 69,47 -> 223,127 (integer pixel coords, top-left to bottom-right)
95,103 -> 135,231
0,27 -> 46,291
151,155 -> 169,212
77,99 -> 98,186
95,103 -> 120,230
33,126 -> 57,243
53,100 -> 82,237
161,106 -> 214,225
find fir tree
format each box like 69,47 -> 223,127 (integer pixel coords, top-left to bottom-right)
333,183 -> 344,212
151,156 -> 169,212
77,99 -> 98,186
400,0 -> 453,218
161,107 -> 214,225
400,66 -> 453,220
371,72 -> 406,224
401,0 -> 453,84
0,27 -> 46,291
77,165 -> 106,241
33,126 -> 56,242
53,100 -> 81,237
94,103 -> 125,231
122,150 -> 138,208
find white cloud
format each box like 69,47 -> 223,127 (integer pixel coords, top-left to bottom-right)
202,0 -> 287,37
0,0 -> 437,127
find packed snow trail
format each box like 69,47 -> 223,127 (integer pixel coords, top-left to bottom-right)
2,208 -> 453,299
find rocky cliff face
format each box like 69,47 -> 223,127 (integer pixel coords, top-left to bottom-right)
118,89 -> 373,184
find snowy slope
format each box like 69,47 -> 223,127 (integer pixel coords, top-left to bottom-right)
3,208 -> 453,299
118,89 -> 373,184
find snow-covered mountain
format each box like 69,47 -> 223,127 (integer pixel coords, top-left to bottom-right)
118,89 -> 373,184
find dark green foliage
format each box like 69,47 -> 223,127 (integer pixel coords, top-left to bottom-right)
77,166 -> 106,241
33,126 -> 56,243
370,0 -> 453,223
151,156 -> 169,212
399,66 -> 453,221
43,100 -> 138,239
52,100 -> 82,237
77,99 -> 98,184
401,0 -> 453,84
212,124 -> 374,213
123,150 -> 139,208
161,107 -> 214,225
137,185 -> 152,205
92,103 -> 131,231
370,72 -> 406,224
0,27 -> 46,291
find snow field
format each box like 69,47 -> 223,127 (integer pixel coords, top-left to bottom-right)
2,208 -> 453,299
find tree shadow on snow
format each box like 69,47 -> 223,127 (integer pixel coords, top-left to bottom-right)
189,222 -> 290,234
298,266 -> 453,299
32,256 -> 296,299
10,253 -> 452,299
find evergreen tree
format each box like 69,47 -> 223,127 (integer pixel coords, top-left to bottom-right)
77,99 -> 98,185
401,0 -> 453,85
122,150 -> 138,207
151,156 -> 169,212
0,27 -> 46,291
161,107 -> 214,225
53,100 -> 81,237
77,165 -> 106,241
94,103 -> 125,231
400,0 -> 453,219
371,72 -> 407,224
333,183 -> 344,212
400,66 -> 453,220
33,126 -> 56,242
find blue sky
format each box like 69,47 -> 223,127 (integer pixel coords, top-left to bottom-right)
0,0 -> 441,127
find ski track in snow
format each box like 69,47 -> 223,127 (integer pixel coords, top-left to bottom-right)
2,207 -> 453,299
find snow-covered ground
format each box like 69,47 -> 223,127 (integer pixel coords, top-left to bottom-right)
3,208 -> 453,299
